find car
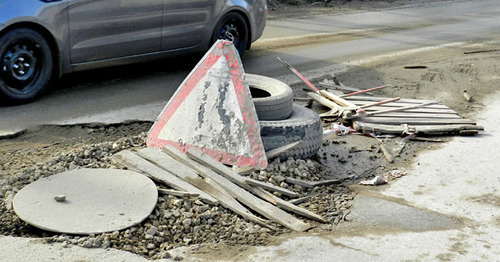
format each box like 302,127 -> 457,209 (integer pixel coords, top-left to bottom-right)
0,0 -> 267,104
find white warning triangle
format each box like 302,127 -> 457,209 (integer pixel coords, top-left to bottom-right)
147,40 -> 267,169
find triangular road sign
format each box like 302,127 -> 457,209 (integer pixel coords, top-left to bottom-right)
147,40 -> 267,169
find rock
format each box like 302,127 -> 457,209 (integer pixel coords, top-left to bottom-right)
82,240 -> 92,248
54,195 -> 66,202
146,226 -> 158,236
163,211 -> 173,219
146,243 -> 155,250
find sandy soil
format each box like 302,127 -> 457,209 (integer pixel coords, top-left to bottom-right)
0,1 -> 498,259
267,0 -> 459,19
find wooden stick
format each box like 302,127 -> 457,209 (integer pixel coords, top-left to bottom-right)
366,102 -> 438,116
353,122 -> 484,135
289,195 -> 313,205
262,189 -> 327,223
158,188 -> 200,198
277,57 -> 320,93
360,97 -> 401,109
245,178 -> 300,198
357,112 -> 461,119
340,85 -> 389,98
232,165 -> 254,175
285,177 -> 340,188
266,141 -> 302,160
353,101 -> 449,109
321,82 -> 362,92
343,95 -> 436,104
363,107 -> 457,114
358,117 -> 476,125
379,143 -> 395,163
307,92 -> 342,110
319,90 -> 359,109
464,48 -> 499,54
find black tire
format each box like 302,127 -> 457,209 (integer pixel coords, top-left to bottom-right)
247,74 -> 294,121
0,28 -> 53,104
212,12 -> 249,56
260,105 -> 323,160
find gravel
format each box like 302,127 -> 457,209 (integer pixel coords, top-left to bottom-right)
0,124 -> 355,259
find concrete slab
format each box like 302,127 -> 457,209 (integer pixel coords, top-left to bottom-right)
342,194 -> 461,232
13,169 -> 158,235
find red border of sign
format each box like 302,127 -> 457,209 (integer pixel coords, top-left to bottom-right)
147,41 -> 267,169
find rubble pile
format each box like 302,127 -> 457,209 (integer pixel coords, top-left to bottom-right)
0,131 -> 354,259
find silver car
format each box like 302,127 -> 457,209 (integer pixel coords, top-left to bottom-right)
0,0 -> 267,104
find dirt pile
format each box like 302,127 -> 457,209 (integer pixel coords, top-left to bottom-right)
0,123 -> 355,259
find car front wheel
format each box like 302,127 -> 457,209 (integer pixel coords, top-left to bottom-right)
212,12 -> 249,56
0,28 -> 53,104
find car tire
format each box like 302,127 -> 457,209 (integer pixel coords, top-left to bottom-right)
0,28 -> 53,105
260,105 -> 323,160
212,12 -> 249,56
247,74 -> 294,121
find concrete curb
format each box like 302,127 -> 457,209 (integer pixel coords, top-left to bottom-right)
0,129 -> 26,139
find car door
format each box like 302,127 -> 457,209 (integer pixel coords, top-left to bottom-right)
161,0 -> 218,50
68,0 -> 163,63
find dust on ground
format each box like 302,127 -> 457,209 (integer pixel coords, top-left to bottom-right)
267,0 -> 460,20
1,41 -> 496,260
1,1 -> 499,259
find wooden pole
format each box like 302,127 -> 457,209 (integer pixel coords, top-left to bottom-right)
366,102 -> 438,116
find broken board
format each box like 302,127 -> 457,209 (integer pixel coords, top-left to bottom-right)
184,147 -> 311,232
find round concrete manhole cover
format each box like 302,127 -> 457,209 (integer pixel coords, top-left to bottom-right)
13,168 -> 158,235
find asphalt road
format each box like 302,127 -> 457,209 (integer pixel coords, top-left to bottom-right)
1,0 -> 499,132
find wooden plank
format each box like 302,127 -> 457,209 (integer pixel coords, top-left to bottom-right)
111,150 -> 218,205
162,146 -> 279,228
232,165 -> 254,175
360,97 -> 401,109
363,107 -> 458,114
253,188 -> 326,223
307,92 -> 341,110
367,102 -> 440,116
359,117 -> 476,125
320,82 -> 362,92
344,95 -> 437,104
266,141 -> 302,160
353,101 -> 450,109
137,148 -> 233,200
245,178 -> 300,198
184,147 -> 311,232
136,148 -> 271,228
319,90 -> 359,108
357,112 -> 461,119
289,195 -> 313,205
285,177 -> 341,188
285,177 -> 316,188
339,85 -> 389,98
158,188 -> 200,197
353,122 -> 484,134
